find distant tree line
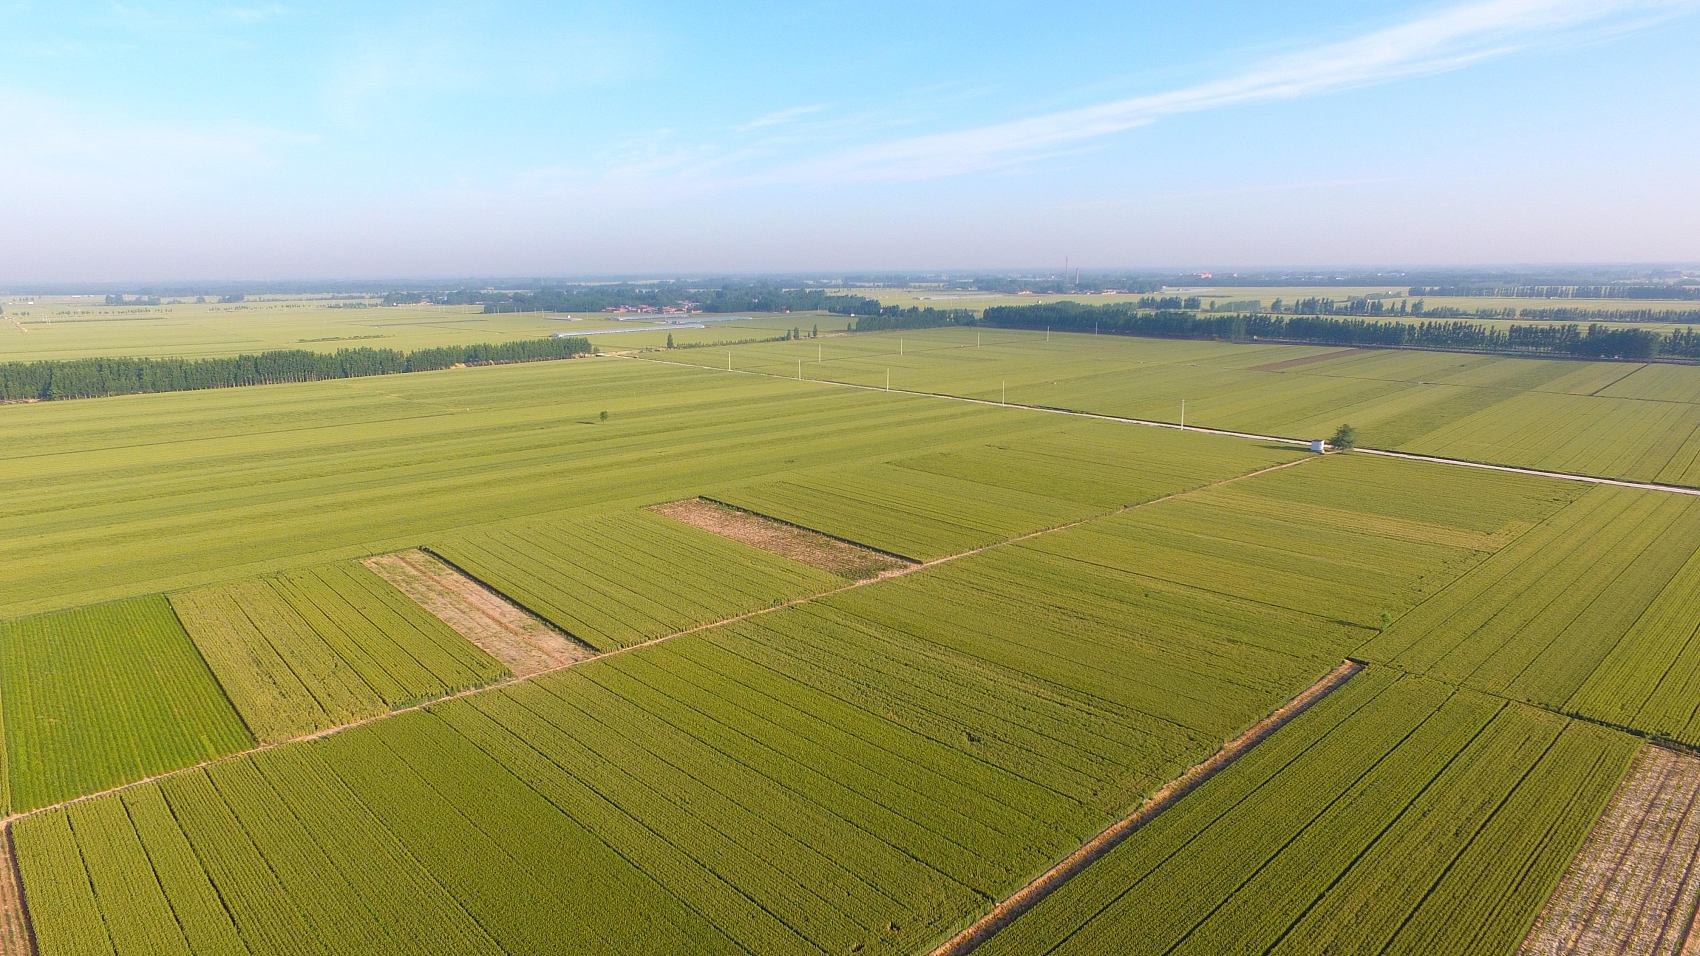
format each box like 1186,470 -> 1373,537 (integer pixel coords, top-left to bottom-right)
971,302 -> 1700,361
1253,296 -> 1700,324
1409,284 -> 1700,301
380,283 -> 886,317
850,307 -> 977,332
0,337 -> 591,402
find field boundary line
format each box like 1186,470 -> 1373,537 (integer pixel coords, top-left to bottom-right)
622,353 -> 1700,496
0,824 -> 35,956
928,659 -> 1366,956
0,453 -> 1318,827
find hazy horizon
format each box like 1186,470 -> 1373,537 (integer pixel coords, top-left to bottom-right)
4,0 -> 1698,283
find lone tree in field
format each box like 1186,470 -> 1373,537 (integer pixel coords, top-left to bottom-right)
599,410 -> 609,422
665,333 -> 674,349
1330,423 -> 1357,451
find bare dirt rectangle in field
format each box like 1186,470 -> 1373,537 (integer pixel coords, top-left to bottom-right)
364,549 -> 591,677
1520,744 -> 1700,956
1248,348 -> 1364,372
650,498 -> 912,579
0,827 -> 33,956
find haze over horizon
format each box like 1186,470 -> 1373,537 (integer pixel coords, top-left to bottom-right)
4,0 -> 1698,282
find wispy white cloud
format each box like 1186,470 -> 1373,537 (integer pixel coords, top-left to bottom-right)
735,103 -> 829,133
755,0 -> 1696,184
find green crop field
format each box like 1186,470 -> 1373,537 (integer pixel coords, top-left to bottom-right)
430,511 -> 845,651
0,597 -> 252,813
978,670 -> 1634,956
172,562 -> 508,741
659,327 -> 1700,485
3,331 -> 1699,955
0,296 -> 806,360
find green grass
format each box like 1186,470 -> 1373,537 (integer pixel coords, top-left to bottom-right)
979,671 -> 1635,956
5,337 -> 1697,955
430,510 -> 845,651
660,327 -> 1700,485
10,460 -> 1374,954
0,596 -> 253,812
1360,485 -> 1700,741
0,296 -> 809,360
171,562 -> 509,742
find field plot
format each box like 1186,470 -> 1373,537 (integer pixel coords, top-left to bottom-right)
0,597 -> 252,813
172,563 -> 508,742
1519,745 -> 1700,956
10,460 -> 1384,955
431,510 -> 844,651
364,549 -> 590,676
650,498 -> 911,579
1361,486 -> 1700,741
711,462 -> 1099,560
0,358 -> 1072,617
979,671 -> 1636,956
1022,452 -> 1580,629
0,297 -> 800,361
663,329 -> 1700,485
890,418 -> 1305,509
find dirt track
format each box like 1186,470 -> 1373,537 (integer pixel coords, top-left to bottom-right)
364,549 -> 589,676
0,827 -> 33,956
1520,745 -> 1700,955
650,498 -> 910,579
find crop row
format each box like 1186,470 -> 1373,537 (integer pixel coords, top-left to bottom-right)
8,498 -> 1379,954
0,596 -> 251,813
172,562 -> 506,742
1362,485 -> 1700,737
713,461 -> 1097,561
430,510 -> 842,651
980,672 -> 1635,955
672,327 -> 1700,485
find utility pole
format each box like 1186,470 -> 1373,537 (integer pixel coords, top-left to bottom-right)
727,350 -> 731,371
798,359 -> 803,380
886,369 -> 890,392
1002,380 -> 1007,404
1181,399 -> 1186,430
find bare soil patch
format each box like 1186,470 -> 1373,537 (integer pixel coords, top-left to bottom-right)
650,498 -> 912,579
364,549 -> 591,677
0,827 -> 33,956
1248,348 -> 1364,372
931,660 -> 1364,956
1520,744 -> 1700,956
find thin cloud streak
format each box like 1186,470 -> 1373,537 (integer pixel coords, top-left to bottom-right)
736,103 -> 829,132
755,0 -> 1695,185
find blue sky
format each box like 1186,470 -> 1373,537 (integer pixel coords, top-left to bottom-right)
2,0 -> 1697,281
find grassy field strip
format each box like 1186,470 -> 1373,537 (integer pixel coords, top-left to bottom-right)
931,660 -> 1364,956
628,352 -> 1700,496
0,454 -> 1321,832
1518,745 -> 1700,955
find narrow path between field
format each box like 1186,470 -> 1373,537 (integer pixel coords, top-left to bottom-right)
0,454 -> 1320,829
622,353 -> 1700,497
0,829 -> 31,956
928,660 -> 1365,956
